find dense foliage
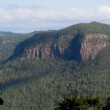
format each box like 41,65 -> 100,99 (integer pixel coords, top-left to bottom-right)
0,55 -> 109,110
54,95 -> 102,110
61,21 -> 110,35
54,94 -> 110,110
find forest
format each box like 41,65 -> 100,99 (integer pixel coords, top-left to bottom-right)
0,57 -> 109,109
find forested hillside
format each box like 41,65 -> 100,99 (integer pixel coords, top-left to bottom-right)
0,22 -> 110,110
10,22 -> 110,62
0,31 -> 38,61
0,57 -> 110,109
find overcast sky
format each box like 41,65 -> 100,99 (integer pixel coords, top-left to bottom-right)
0,0 -> 110,33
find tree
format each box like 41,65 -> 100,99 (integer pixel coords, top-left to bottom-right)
103,97 -> 110,110
0,97 -> 4,105
54,95 -> 102,110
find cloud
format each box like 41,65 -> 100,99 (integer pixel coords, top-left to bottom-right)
14,8 -> 34,19
0,6 -> 97,32
0,8 -> 13,22
65,8 -> 95,19
0,5 -> 110,32
99,5 -> 110,17
35,10 -> 61,19
0,6 -> 96,22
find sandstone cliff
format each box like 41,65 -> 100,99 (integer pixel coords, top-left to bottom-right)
9,22 -> 110,62
19,34 -> 109,62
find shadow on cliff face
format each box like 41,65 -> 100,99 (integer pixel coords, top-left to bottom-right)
7,32 -> 84,62
8,32 -> 59,60
64,33 -> 84,62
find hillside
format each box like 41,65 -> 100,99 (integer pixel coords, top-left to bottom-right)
0,58 -> 110,109
0,31 -> 38,61
0,22 -> 110,110
9,22 -> 110,62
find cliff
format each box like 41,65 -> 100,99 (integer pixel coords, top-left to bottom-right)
9,22 -> 110,62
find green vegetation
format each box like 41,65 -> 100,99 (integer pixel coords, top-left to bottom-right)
10,22 -> 110,60
0,55 -> 109,109
0,22 -> 110,109
54,95 -> 102,110
54,94 -> 110,110
0,31 -> 35,61
60,21 -> 110,35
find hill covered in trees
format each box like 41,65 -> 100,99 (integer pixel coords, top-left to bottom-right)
9,22 -> 110,62
0,32 -> 28,61
0,22 -> 110,109
0,31 -> 40,61
54,94 -> 110,110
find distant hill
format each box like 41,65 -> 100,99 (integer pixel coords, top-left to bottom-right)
0,31 -> 36,61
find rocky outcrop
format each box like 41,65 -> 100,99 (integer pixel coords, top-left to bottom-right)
80,34 -> 109,61
24,43 -> 65,59
21,34 -> 109,62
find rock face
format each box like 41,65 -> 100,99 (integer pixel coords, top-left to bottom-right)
24,43 -> 65,59
19,34 -> 109,62
80,34 -> 109,61
10,22 -> 110,62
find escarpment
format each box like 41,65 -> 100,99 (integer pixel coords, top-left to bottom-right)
80,34 -> 109,61
11,33 -> 109,62
9,22 -> 110,62
24,44 -> 65,59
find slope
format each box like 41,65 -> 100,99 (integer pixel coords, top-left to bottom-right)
0,22 -> 110,110
9,22 -> 110,62
0,31 -> 39,61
